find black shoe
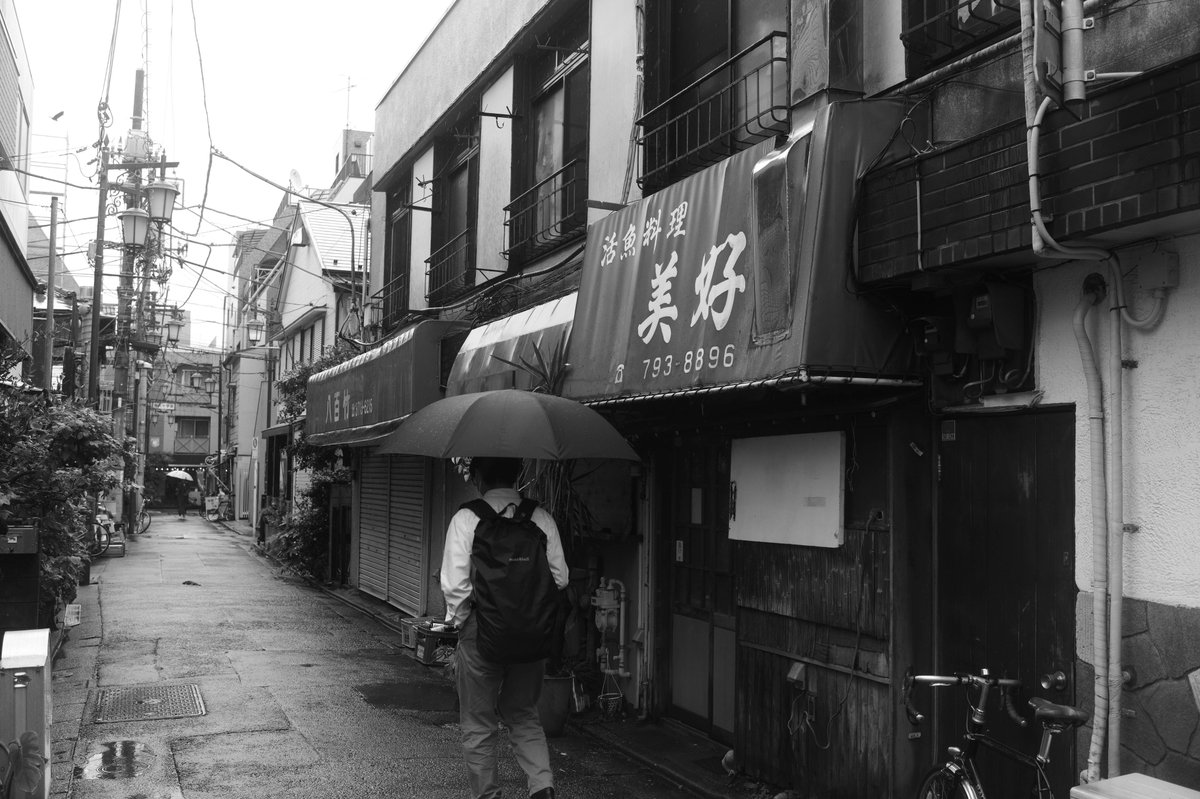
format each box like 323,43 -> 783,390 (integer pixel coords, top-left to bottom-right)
530,789 -> 555,799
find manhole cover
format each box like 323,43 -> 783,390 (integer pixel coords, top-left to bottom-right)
94,684 -> 206,723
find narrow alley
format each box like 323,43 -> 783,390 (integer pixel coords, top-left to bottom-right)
48,514 -> 740,799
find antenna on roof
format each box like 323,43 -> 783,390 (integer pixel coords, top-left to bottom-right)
287,169 -> 304,192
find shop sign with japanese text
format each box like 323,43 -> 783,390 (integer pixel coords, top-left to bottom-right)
568,140 -> 787,399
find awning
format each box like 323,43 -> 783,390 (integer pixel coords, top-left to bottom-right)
562,99 -> 916,404
306,319 -> 465,446
445,293 -> 576,396
262,422 -> 292,438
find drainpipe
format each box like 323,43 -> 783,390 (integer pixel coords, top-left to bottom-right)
1072,280 -> 1110,783
1103,268 -> 1125,776
1100,258 -> 1165,776
1062,0 -> 1088,108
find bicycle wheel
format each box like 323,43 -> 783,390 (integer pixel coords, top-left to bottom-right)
137,509 -> 152,534
88,526 -> 109,557
915,766 -> 981,799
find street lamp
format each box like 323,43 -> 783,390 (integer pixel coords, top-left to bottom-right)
117,207 -> 151,248
145,180 -> 179,225
246,317 -> 265,345
165,316 -> 182,345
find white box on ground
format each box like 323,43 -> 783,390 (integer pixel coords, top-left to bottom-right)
0,628 -> 52,799
1071,773 -> 1200,799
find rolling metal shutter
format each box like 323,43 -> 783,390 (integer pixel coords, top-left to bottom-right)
387,456 -> 427,615
358,455 -> 390,599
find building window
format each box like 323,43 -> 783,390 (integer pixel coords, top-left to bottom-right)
640,0 -> 789,194
175,416 -> 211,455
382,169 -> 412,328
178,417 -> 210,438
0,30 -> 29,189
504,11 -> 590,264
427,115 -> 479,305
901,0 -> 1020,76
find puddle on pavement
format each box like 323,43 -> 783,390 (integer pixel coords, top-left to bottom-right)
356,681 -> 457,712
75,740 -> 156,779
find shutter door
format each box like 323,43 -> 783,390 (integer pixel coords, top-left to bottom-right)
358,455 -> 389,599
387,456 -> 427,615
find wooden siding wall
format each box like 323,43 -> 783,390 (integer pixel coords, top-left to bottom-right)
734,422 -> 894,794
740,641 -> 890,796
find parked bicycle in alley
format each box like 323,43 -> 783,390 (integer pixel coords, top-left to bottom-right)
904,668 -> 1089,799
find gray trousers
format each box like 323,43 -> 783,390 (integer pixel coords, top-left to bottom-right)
455,613 -> 554,798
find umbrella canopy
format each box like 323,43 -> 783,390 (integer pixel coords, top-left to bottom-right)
376,389 -> 639,461
165,470 -> 194,481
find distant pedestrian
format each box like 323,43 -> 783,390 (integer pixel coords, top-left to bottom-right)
441,456 -> 568,799
175,484 -> 187,518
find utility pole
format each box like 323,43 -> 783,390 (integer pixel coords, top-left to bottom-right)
87,145 -> 109,406
39,196 -> 58,388
114,70 -> 147,439
86,69 -> 178,408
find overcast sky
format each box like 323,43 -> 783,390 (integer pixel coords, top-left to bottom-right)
15,0 -> 454,346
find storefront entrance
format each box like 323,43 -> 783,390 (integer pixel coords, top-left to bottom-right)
661,435 -> 735,743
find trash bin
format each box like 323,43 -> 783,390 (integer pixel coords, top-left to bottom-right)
0,526 -> 40,632
0,628 -> 51,799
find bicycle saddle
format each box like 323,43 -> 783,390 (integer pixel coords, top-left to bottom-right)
1029,697 -> 1089,727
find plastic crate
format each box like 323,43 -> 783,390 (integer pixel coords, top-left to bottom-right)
412,625 -> 457,665
399,615 -> 439,649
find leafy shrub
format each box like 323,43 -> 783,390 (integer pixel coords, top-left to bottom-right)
0,344 -> 128,616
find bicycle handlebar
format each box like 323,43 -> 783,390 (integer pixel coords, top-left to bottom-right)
909,673 -> 1022,689
903,669 -> 1026,728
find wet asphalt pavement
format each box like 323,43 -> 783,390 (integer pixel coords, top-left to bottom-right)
49,512 -> 707,799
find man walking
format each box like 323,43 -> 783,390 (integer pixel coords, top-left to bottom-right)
175,483 -> 188,519
441,457 -> 569,799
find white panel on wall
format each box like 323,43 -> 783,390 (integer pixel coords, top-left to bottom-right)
729,431 -> 844,547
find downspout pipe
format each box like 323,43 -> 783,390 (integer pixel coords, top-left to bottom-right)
1103,273 -> 1124,776
1073,283 -> 1110,782
1100,260 -> 1165,776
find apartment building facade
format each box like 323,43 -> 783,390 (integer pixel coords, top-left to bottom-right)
304,1 -> 1200,794
0,0 -> 36,373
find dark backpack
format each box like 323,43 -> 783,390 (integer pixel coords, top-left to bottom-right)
464,498 -> 558,664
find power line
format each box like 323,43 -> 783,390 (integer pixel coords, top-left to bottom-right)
176,0 -> 214,237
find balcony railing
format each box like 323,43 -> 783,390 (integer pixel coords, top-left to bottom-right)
425,229 -> 474,306
901,0 -> 1020,74
333,152 -> 373,187
503,158 -> 588,263
638,32 -> 789,194
174,435 -> 211,455
379,269 -> 409,329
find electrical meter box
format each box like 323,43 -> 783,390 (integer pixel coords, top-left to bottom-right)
1,526 -> 37,554
0,527 -> 40,631
0,628 -> 52,799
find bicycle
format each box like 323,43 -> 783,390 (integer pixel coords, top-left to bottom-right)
903,668 -> 1089,799
136,507 -> 152,534
86,513 -> 111,557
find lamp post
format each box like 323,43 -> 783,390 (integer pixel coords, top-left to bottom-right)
165,315 -> 182,346
86,69 -> 180,407
129,359 -> 153,524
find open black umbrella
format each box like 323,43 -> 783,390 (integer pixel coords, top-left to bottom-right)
376,389 -> 638,461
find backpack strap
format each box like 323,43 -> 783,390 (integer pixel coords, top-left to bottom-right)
461,499 -> 497,522
514,498 -> 538,521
